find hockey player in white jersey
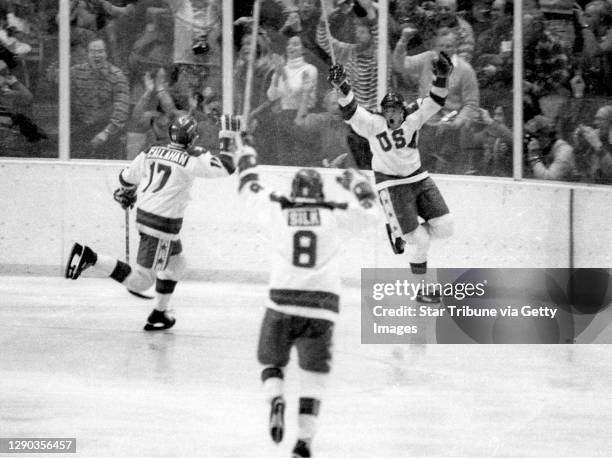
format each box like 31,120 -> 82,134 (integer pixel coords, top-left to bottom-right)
328,52 -> 455,302
65,114 -> 235,330
232,139 -> 379,457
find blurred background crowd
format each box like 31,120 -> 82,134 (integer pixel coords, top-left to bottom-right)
0,0 -> 610,185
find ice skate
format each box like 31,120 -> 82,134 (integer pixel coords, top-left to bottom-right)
269,395 -> 285,443
292,439 -> 311,458
416,285 -> 441,304
143,309 -> 176,331
65,243 -> 97,280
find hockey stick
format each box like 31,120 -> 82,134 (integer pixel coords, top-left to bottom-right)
242,0 -> 262,128
125,208 -> 130,264
125,207 -> 153,300
320,0 -> 336,65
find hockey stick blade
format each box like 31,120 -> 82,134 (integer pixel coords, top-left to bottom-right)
128,289 -> 154,300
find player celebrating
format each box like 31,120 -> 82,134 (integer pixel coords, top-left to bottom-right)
65,115 -> 235,330
232,137 -> 379,457
328,52 -> 454,302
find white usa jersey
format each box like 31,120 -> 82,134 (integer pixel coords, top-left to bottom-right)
238,167 -> 379,322
120,143 -> 233,240
339,88 -> 446,177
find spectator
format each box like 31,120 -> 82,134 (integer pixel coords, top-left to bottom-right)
539,0 -> 576,51
127,6 -> 172,92
473,0 -> 513,107
165,0 -> 222,103
125,68 -> 180,159
234,27 -> 278,117
191,86 -> 222,154
67,0 -> 132,65
0,58 -> 47,156
394,27 -> 480,173
0,5 -> 31,57
266,34 -> 318,165
523,11 -> 571,121
327,0 -> 372,44
575,0 -> 612,96
280,0 -> 331,93
71,37 -> 129,159
471,106 -> 513,176
434,0 -> 476,62
0,56 -> 48,156
572,105 -> 612,184
525,114 -> 578,181
316,0 -> 383,111
316,0 -> 382,167
294,88 -> 355,167
0,56 -> 32,111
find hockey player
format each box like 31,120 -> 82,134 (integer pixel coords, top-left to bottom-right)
232,137 -> 379,457
328,52 -> 455,302
65,114 -> 235,330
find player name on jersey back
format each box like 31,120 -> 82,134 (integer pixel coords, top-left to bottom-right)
287,208 -> 321,227
147,146 -> 189,167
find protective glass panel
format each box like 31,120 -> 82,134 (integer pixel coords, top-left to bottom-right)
0,0 -> 58,158
233,0 -> 361,168
390,0 -> 514,177
523,1 -> 612,185
69,0 -> 223,160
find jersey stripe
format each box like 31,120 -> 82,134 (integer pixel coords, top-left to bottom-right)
374,172 -> 429,190
270,289 -> 339,313
136,208 -> 183,235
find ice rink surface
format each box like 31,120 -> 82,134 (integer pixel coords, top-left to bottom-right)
1,276 -> 612,457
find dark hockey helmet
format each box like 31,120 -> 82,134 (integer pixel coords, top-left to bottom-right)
380,91 -> 405,110
169,114 -> 199,147
381,92 -> 407,129
291,168 -> 325,201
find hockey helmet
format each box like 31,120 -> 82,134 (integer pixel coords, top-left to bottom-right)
380,92 -> 405,110
291,168 -> 324,201
381,92 -> 407,130
169,114 -> 199,147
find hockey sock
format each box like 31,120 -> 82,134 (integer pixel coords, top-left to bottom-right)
298,397 -> 321,441
95,254 -> 129,280
406,224 -> 431,265
155,278 -> 177,312
261,367 -> 284,401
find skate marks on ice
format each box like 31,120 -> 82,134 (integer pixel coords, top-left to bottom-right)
0,277 -> 611,456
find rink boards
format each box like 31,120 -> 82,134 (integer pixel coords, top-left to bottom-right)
0,160 -> 611,280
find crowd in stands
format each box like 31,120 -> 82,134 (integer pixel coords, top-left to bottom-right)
0,0 -> 610,185
0,0 -> 56,156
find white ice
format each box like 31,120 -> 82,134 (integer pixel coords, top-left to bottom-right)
0,276 -> 611,457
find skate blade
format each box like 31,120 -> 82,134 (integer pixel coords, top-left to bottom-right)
128,289 -> 154,300
143,320 -> 175,331
416,295 -> 440,304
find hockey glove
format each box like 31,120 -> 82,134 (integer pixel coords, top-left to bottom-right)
336,169 -> 376,207
432,51 -> 453,86
328,64 -> 351,96
219,114 -> 242,153
113,185 -> 137,210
